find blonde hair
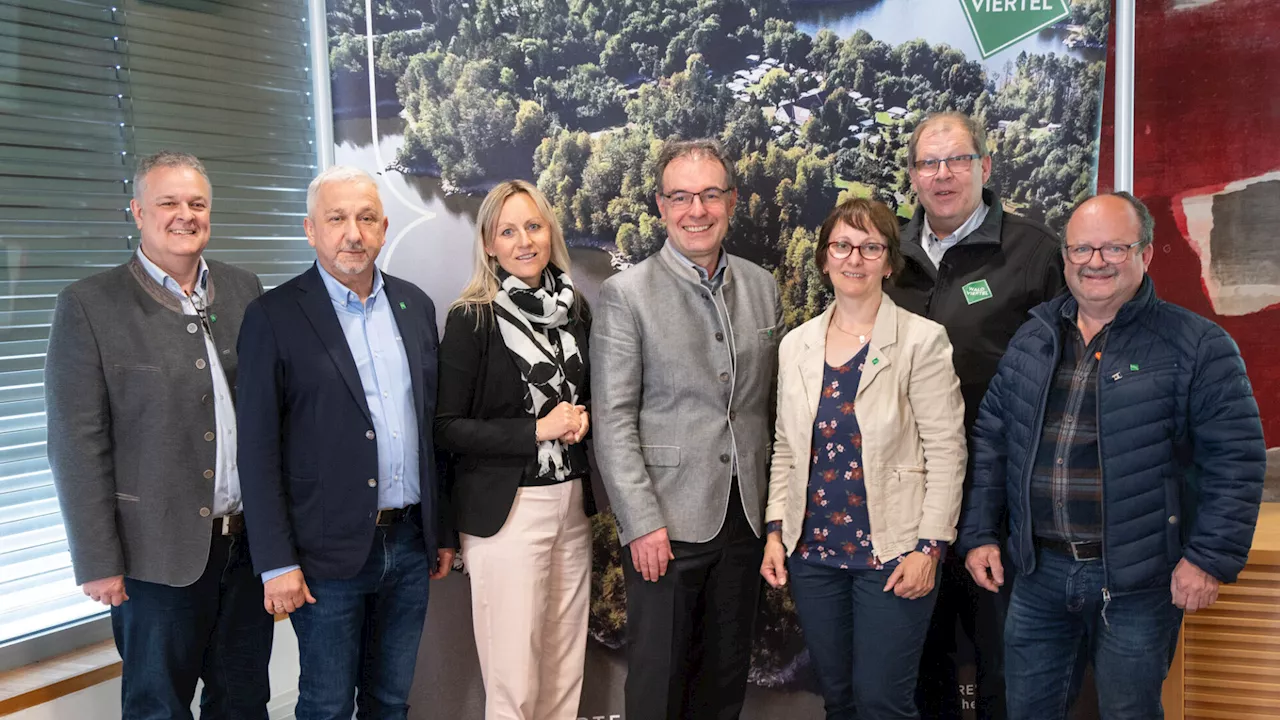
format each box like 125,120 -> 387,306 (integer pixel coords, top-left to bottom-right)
452,180 -> 576,315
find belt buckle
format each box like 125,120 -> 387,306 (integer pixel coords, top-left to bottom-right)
219,514 -> 244,536
375,508 -> 393,526
1069,541 -> 1095,562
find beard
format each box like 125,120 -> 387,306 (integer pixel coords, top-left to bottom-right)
332,246 -> 371,275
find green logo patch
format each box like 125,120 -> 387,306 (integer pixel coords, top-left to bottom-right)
961,279 -> 994,305
960,0 -> 1071,59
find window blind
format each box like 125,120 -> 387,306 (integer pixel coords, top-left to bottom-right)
0,0 -> 317,644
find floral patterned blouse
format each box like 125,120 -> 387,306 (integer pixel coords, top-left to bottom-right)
767,345 -> 947,571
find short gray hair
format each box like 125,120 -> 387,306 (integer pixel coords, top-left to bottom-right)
306,165 -> 379,217
653,138 -> 738,195
1070,191 -> 1156,248
133,151 -> 210,201
907,111 -> 989,167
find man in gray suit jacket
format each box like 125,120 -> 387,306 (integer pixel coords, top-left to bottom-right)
592,138 -> 781,719
46,151 -> 270,719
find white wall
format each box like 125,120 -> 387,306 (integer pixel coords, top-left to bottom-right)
10,620 -> 299,720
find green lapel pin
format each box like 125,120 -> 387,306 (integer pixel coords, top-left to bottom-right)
871,358 -> 879,365
1130,363 -> 1139,371
209,313 -> 217,323
399,301 -> 407,310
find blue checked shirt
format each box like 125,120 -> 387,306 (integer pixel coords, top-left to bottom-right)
1029,311 -> 1107,544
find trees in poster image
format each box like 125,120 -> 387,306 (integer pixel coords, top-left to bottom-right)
328,0 -> 1107,688
329,0 -> 1103,290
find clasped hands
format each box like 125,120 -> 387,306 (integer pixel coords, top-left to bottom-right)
536,401 -> 589,445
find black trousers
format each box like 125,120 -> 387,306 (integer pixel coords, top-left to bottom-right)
915,553 -> 1011,720
112,530 -> 274,720
623,485 -> 764,720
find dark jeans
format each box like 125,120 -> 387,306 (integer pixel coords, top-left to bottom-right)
113,530 -> 273,720
290,518 -> 431,720
623,485 -> 763,720
789,559 -> 940,720
1004,549 -> 1183,720
917,553 -> 1010,720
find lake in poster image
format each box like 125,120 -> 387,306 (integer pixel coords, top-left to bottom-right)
325,1 -> 1110,716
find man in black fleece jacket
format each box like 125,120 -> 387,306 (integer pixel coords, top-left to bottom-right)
886,111 -> 1065,720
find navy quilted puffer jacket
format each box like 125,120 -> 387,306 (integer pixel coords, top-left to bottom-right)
959,275 -> 1266,594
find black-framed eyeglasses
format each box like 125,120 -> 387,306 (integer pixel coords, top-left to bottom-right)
659,187 -> 734,209
827,240 -> 887,261
1063,241 -> 1145,265
912,153 -> 981,177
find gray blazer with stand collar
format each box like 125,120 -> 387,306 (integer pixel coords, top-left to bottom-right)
591,242 -> 781,546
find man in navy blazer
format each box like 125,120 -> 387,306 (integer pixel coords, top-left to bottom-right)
237,165 -> 454,720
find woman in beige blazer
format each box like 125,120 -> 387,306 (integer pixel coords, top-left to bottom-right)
760,198 -> 966,719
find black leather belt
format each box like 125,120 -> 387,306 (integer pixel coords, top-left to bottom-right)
375,504 -> 418,527
1037,537 -> 1102,561
215,513 -> 245,536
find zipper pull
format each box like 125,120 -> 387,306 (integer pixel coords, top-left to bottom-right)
1101,587 -> 1112,628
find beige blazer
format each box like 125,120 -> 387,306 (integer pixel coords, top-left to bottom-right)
766,293 -> 967,561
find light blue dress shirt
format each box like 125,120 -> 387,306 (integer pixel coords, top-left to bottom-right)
262,263 -> 420,583
922,200 -> 990,267
136,249 -> 241,518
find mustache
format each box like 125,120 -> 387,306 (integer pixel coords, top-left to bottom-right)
1078,267 -> 1117,278
339,243 -> 365,252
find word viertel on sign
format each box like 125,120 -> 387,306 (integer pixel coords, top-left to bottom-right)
969,0 -> 1056,11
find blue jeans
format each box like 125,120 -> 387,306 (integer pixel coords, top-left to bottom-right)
1004,548 -> 1183,720
788,559 -> 940,720
113,531 -> 273,720
290,519 -> 431,720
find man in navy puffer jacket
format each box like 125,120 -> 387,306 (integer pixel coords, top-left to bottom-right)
958,192 -> 1265,720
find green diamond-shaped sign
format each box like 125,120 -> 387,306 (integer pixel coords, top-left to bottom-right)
960,0 -> 1071,59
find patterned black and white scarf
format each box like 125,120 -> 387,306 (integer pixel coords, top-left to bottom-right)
493,264 -> 583,482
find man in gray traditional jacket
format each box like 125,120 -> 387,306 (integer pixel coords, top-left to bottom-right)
45,151 -> 270,719
592,137 -> 781,720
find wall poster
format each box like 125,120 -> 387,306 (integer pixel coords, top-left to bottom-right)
324,0 -> 1111,716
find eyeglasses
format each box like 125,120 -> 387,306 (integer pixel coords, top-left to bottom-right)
659,187 -> 734,209
912,154 -> 981,177
827,241 -> 887,261
1063,241 -> 1145,265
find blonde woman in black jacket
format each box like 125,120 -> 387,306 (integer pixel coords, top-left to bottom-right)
435,180 -> 595,720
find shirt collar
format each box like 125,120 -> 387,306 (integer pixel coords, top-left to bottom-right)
924,199 -> 990,244
135,248 -> 208,302
315,261 -> 384,309
664,241 -> 727,284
